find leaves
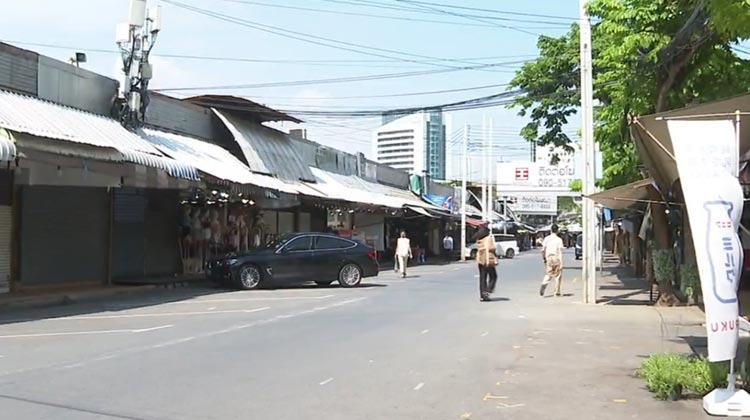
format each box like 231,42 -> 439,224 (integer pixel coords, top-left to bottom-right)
508,0 -> 750,190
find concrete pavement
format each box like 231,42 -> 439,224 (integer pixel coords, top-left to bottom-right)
0,250 -> 714,419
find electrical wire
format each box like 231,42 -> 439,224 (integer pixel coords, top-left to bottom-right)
214,0 -> 571,29
388,0 -> 577,21
394,0 -> 541,37
161,0 -> 520,72
152,61 -> 526,92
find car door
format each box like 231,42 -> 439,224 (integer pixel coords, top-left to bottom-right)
313,235 -> 356,280
273,235 -> 315,284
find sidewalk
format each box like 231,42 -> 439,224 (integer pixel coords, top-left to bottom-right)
505,261 -> 714,419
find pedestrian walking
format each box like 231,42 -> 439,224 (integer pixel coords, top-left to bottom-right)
475,225 -> 498,302
442,233 -> 454,260
395,231 -> 412,278
540,224 -> 564,297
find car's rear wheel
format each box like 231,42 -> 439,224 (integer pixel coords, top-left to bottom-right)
237,264 -> 262,290
315,281 -> 333,287
338,263 -> 362,288
505,248 -> 515,259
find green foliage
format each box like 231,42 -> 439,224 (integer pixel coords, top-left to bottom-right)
508,0 -> 750,191
653,248 -> 676,287
679,264 -> 700,302
639,354 -> 729,400
569,179 -> 582,192
558,196 -> 581,213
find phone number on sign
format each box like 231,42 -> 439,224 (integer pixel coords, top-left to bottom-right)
537,178 -> 573,188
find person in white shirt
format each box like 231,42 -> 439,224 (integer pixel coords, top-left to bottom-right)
540,224 -> 564,297
442,234 -> 454,260
395,231 -> 413,278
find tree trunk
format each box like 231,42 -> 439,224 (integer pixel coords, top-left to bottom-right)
649,188 -> 680,306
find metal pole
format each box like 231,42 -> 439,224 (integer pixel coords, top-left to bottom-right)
580,0 -> 597,304
460,124 -> 468,262
736,110 -> 741,177
482,114 -> 488,221
489,117 -> 494,222
503,196 -> 508,234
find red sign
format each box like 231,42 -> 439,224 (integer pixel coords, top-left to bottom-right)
515,167 -> 529,181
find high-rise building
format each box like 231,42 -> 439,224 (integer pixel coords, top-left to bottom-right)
372,111 -> 447,179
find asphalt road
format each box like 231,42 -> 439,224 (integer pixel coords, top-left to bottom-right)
0,249 -> 579,420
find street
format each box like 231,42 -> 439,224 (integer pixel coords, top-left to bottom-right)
0,251 -> 708,420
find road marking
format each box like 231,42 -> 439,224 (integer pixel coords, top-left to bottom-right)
496,403 -> 525,409
613,399 -> 627,403
414,382 -> 424,391
517,315 -> 526,319
460,412 -> 472,419
578,328 -> 604,333
512,345 -> 521,349
319,377 -> 334,386
421,329 -> 430,334
0,325 -> 174,339
483,393 -> 508,401
481,331 -> 489,337
165,295 -> 334,304
55,307 -> 271,320
207,307 -> 216,311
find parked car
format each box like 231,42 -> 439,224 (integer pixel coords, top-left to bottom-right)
207,232 -> 379,290
575,234 -> 583,260
465,234 -> 519,259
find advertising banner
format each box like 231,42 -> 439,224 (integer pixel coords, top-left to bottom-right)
668,119 -> 741,362
424,194 -> 453,211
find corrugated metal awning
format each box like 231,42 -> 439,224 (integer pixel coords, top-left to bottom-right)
140,128 -> 296,193
213,109 -> 315,182
0,90 -> 198,180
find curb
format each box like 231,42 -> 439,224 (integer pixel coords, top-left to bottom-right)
0,285 -> 158,311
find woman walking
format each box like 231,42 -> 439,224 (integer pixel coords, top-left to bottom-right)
475,225 -> 498,302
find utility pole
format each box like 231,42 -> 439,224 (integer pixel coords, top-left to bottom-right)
460,124 -> 469,262
481,114 -> 488,222
580,0 -> 597,304
116,0 -> 162,130
488,117 -> 494,223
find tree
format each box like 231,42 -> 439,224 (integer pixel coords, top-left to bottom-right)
509,0 -> 750,305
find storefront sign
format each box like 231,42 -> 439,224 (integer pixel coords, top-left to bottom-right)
424,194 -> 453,211
497,162 -> 577,191
508,195 -> 557,215
669,119 -> 741,362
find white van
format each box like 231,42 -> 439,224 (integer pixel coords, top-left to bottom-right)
465,233 -> 520,259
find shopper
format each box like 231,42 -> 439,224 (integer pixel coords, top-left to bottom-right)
475,225 -> 498,302
442,233 -> 454,260
540,224 -> 564,297
395,231 -> 413,278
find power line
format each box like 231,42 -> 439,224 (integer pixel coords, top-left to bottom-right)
389,0 -> 577,21
161,0 -> 515,72
395,0 -> 541,37
215,0 -> 570,29
153,61 -> 526,92
234,82 -> 511,100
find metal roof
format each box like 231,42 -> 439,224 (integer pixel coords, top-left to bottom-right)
141,128 -> 297,193
0,90 -> 198,180
186,95 -> 302,124
214,109 -> 315,182
306,167 -> 446,210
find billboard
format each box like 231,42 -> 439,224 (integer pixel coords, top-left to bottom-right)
497,161 -> 577,192
508,195 -> 558,215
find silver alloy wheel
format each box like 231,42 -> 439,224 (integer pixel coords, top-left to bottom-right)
339,264 -> 362,287
239,265 -> 261,289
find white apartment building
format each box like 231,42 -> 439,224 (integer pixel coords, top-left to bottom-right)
372,111 -> 447,179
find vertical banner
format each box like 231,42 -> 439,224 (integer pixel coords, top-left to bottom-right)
668,120 -> 742,362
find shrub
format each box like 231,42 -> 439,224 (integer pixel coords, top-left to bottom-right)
638,354 -> 729,400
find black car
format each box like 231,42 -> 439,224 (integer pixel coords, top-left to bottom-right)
207,232 -> 379,290
575,234 -> 583,260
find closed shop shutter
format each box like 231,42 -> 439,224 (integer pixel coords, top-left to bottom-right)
113,188 -> 146,279
0,206 -> 11,292
20,186 -> 108,285
144,189 -> 179,277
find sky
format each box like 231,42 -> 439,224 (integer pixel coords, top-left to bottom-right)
0,0 -> 581,181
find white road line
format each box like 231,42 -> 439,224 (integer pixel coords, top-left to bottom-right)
164,295 -> 334,304
207,307 -> 217,311
0,325 -> 173,339
421,329 -> 429,334
414,382 -> 424,391
481,331 -> 489,337
52,307 -> 271,320
319,377 -> 334,386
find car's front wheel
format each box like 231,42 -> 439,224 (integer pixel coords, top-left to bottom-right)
237,264 -> 262,290
338,263 -> 362,288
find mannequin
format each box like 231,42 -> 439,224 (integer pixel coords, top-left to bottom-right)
228,214 -> 240,252
201,209 -> 212,267
180,205 -> 192,272
238,214 -> 248,252
210,209 -> 221,258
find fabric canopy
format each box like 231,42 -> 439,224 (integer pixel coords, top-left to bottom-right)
631,92 -> 750,190
465,217 -> 485,227
587,178 -> 655,210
